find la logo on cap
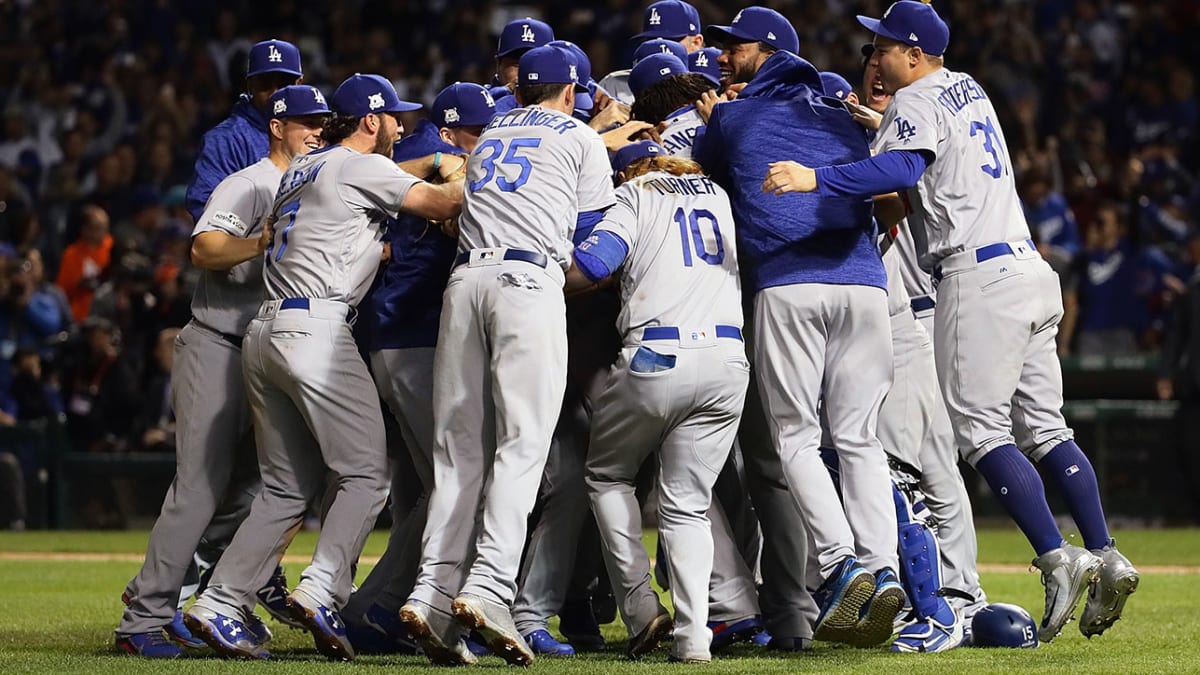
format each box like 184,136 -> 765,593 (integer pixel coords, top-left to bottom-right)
522,24 -> 535,42
695,52 -> 708,67
268,44 -> 282,63
659,44 -> 671,54
649,7 -> 662,25
313,89 -> 326,105
482,89 -> 495,107
273,99 -> 287,114
368,93 -> 385,110
733,9 -> 744,23
444,107 -> 460,123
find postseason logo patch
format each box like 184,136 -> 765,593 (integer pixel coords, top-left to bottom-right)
210,210 -> 248,236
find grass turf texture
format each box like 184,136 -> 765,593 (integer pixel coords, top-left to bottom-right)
2,528 -> 1198,673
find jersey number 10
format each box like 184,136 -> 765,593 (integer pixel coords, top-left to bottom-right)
674,207 -> 724,267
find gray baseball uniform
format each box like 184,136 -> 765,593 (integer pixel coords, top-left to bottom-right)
410,104 -> 613,614
194,146 -> 420,619
117,158 -> 278,637
658,106 -> 706,160
597,70 -> 634,106
584,168 -> 749,661
876,69 -> 1073,465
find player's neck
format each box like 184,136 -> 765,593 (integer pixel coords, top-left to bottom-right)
268,147 -> 292,172
340,133 -> 378,155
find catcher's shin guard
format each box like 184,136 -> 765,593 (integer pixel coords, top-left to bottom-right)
892,482 -> 956,625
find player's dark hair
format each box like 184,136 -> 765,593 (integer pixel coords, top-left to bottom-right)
631,73 -> 717,125
321,113 -> 362,145
515,82 -> 572,106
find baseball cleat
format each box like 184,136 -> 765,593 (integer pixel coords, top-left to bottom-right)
345,602 -> 419,655
813,557 -> 875,645
256,565 -> 303,629
668,653 -> 712,664
767,635 -> 813,652
451,593 -> 535,667
246,614 -> 273,645
183,606 -> 269,659
559,597 -> 606,650
752,629 -> 772,647
626,612 -> 673,660
1080,540 -> 1139,638
525,628 -> 576,656
165,610 -> 207,649
708,614 -> 764,651
286,588 -> 354,661
115,631 -> 182,658
1032,544 -> 1102,642
890,613 -> 964,653
398,599 -> 478,666
851,568 -> 908,647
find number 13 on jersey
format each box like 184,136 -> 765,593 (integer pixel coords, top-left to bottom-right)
674,207 -> 724,267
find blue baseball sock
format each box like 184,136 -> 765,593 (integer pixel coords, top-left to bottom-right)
975,443 -> 1063,556
1038,440 -> 1111,551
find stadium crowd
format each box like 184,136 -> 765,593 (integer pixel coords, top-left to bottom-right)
0,0 -> 1197,532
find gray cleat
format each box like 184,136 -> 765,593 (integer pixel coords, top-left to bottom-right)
451,593 -> 535,667
398,600 -> 478,666
1032,544 -> 1103,642
1080,540 -> 1140,638
626,612 -> 674,660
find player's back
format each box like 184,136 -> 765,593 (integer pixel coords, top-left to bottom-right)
659,106 -> 705,160
191,157 -> 280,335
267,145 -> 418,306
458,104 -> 612,269
881,68 -> 1029,264
602,169 -> 742,339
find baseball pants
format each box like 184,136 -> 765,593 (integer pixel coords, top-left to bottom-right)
587,336 -> 749,659
411,256 -> 568,611
195,298 -> 389,619
118,321 -> 260,635
753,283 -> 898,578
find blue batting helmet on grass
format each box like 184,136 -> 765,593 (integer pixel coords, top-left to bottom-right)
971,603 -> 1039,648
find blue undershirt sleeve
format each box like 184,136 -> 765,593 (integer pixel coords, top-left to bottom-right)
814,149 -> 932,197
573,209 -> 609,245
573,230 -> 630,283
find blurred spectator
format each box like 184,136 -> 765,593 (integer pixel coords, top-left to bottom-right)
9,348 -> 61,423
1159,264 -> 1200,521
1076,204 -> 1157,356
134,327 -> 178,453
55,205 -> 113,322
0,108 -> 44,197
89,250 -> 157,362
60,317 -> 140,454
0,165 -> 34,237
1021,165 -> 1082,275
0,247 -> 72,362
0,451 -> 23,530
20,249 -> 73,348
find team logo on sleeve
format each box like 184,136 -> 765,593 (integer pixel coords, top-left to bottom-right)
273,98 -> 287,115
521,24 -> 536,42
444,107 -> 460,124
368,93 -> 385,110
649,7 -> 662,25
268,44 -> 282,62
893,117 -> 917,141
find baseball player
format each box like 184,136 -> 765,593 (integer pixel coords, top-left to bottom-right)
629,54 -> 712,159
184,74 -> 464,662
563,141 -> 749,663
114,85 -> 330,659
763,0 -> 1139,642
854,43 -> 989,629
697,6 -> 901,647
689,47 -> 722,88
185,40 -> 304,220
489,18 -> 555,116
599,0 -> 704,105
342,81 -> 492,654
398,45 -> 613,667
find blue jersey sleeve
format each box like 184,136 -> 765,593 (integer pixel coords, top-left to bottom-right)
814,149 -> 931,198
573,230 -> 630,282
573,209 -> 609,246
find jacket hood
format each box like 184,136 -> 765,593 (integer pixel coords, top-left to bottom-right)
741,51 -> 826,101
232,93 -> 270,132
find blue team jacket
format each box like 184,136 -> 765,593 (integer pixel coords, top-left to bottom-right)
360,119 -> 459,352
697,51 -> 885,293
185,94 -> 271,221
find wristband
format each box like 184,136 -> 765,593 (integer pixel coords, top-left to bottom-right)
433,152 -> 442,171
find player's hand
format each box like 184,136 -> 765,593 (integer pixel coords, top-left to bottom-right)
1156,377 -> 1175,401
258,215 -> 276,254
602,121 -> 654,152
762,161 -> 818,195
380,242 -> 392,263
695,90 -> 720,123
438,217 -> 460,239
590,99 -> 631,131
724,82 -> 747,100
438,154 -> 468,183
845,101 -> 884,130
591,88 -> 614,117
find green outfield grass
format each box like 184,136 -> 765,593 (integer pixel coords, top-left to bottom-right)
2,527 -> 1199,673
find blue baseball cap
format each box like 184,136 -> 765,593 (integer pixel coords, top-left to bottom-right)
819,72 -> 854,100
705,7 -> 799,55
246,39 -> 303,79
688,47 -> 721,86
857,1 -> 950,57
331,74 -> 421,117
633,0 -> 702,40
611,140 -> 667,173
633,38 -> 689,67
518,45 -> 588,92
549,40 -> 595,110
431,82 -> 497,128
497,17 -> 555,58
268,85 -> 331,119
629,54 -> 688,97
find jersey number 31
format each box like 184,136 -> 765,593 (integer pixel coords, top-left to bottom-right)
674,207 -> 724,267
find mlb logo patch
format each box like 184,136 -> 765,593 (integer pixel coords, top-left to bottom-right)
528,72 -> 540,81
1065,464 -> 1080,477
689,330 -> 708,341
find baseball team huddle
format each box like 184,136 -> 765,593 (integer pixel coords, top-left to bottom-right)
112,0 -> 1142,665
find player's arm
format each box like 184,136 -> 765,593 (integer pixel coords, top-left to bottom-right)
185,132 -> 247,221
191,231 -> 269,271
566,230 -> 629,294
397,153 -> 467,182
873,192 -> 910,232
189,174 -> 266,271
400,180 -> 463,222
761,149 -> 932,196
